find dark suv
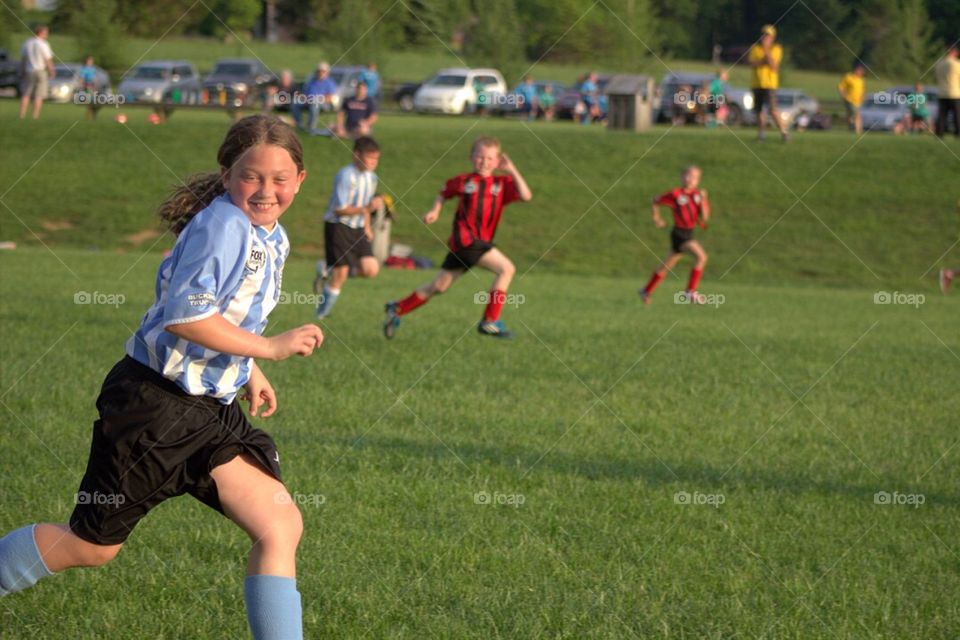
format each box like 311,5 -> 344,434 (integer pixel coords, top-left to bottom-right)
202,58 -> 277,106
0,49 -> 21,96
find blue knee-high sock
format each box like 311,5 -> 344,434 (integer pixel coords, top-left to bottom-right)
244,575 -> 303,640
316,285 -> 340,318
0,525 -> 53,597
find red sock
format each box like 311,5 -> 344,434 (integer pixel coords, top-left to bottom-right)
644,271 -> 665,294
484,290 -> 506,322
396,291 -> 428,316
687,268 -> 703,292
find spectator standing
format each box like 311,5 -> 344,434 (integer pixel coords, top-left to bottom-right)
579,71 -> 599,125
709,70 -> 728,126
748,24 -> 789,142
515,75 -> 537,120
538,84 -> 556,121
18,24 -> 55,120
266,69 -> 297,115
358,62 -> 380,101
935,45 -> 960,138
838,63 -> 866,135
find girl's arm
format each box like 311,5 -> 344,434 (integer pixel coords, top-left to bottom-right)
166,314 -> 323,361
500,154 -> 533,201
701,189 -> 711,221
423,195 -> 444,224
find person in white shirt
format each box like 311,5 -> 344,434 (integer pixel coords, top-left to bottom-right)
19,24 -> 55,120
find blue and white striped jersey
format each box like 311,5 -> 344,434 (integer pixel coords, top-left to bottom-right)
126,193 -> 289,404
323,163 -> 378,229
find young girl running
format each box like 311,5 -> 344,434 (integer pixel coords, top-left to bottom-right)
640,165 -> 711,304
0,115 -> 323,640
383,136 -> 532,339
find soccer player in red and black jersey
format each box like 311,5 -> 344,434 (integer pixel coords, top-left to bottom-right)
640,165 -> 711,304
384,136 -> 532,338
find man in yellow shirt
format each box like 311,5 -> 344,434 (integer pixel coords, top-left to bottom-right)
838,63 -> 866,135
748,24 -> 789,142
935,44 -> 959,138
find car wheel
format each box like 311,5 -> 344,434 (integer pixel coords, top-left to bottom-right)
399,94 -> 414,112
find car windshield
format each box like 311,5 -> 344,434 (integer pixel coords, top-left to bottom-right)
55,68 -> 75,79
329,71 -> 346,84
429,74 -> 467,87
213,63 -> 253,76
133,67 -> 169,80
777,94 -> 796,106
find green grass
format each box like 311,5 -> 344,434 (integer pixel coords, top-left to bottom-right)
12,29 -> 915,102
1,91 -> 959,637
0,101 -> 957,291
0,247 -> 958,638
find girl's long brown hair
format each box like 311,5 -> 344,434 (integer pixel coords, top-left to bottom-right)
157,115 -> 304,235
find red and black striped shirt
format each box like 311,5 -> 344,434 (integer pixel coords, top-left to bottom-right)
654,188 -> 704,230
441,173 -> 521,251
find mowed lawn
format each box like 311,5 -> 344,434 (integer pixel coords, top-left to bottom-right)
1,102 -> 959,638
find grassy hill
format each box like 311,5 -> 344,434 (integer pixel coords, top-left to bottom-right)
0,101 -> 956,292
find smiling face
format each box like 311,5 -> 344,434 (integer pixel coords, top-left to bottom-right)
221,143 -> 306,229
471,143 -> 500,176
354,150 -> 380,173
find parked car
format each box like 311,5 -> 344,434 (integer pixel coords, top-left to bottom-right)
654,72 -> 754,126
413,68 -> 507,115
555,74 -> 610,120
327,65 -> 366,110
773,89 -> 820,129
860,87 -> 938,132
394,81 -> 422,111
0,49 -> 20,96
47,63 -> 110,103
491,80 -> 567,117
202,58 -> 276,106
119,60 -> 200,104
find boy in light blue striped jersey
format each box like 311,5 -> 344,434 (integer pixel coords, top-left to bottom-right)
314,136 -> 383,318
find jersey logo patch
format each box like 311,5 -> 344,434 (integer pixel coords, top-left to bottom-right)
491,183 -> 502,196
693,194 -> 702,204
247,246 -> 267,272
676,194 -> 689,206
464,181 -> 478,194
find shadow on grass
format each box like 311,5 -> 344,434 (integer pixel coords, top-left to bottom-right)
322,434 -> 957,508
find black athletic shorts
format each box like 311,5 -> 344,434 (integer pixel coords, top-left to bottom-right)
752,88 -> 776,114
671,227 -> 695,253
325,221 -> 373,271
441,240 -> 494,271
69,356 -> 282,545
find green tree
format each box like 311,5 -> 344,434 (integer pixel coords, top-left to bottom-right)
463,0 -> 525,81
68,0 -> 128,83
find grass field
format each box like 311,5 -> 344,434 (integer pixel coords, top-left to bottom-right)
1,100 -> 959,638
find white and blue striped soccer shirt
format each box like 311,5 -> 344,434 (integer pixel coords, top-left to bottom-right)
323,163 -> 378,229
126,193 -> 289,404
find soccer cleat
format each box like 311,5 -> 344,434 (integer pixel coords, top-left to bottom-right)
477,320 -> 513,338
941,269 -> 954,294
383,302 -> 400,339
781,131 -> 791,143
638,288 -> 651,304
312,259 -> 327,295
